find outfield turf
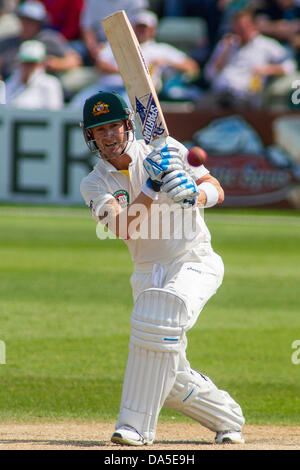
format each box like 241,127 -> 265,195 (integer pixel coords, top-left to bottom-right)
0,205 -> 299,425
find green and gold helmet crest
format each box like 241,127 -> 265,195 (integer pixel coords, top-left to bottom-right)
83,91 -> 131,129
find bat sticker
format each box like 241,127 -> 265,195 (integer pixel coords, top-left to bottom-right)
135,94 -> 165,144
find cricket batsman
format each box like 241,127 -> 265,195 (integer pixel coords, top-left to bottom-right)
80,91 -> 245,446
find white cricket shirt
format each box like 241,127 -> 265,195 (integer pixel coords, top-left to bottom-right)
80,137 -> 212,272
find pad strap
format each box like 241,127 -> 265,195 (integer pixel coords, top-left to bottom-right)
164,369 -> 245,431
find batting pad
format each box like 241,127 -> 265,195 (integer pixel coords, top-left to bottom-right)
164,369 -> 245,432
116,288 -> 189,442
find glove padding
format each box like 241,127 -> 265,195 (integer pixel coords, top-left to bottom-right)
162,170 -> 199,207
143,145 -> 183,185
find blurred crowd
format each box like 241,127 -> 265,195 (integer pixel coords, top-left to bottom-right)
2,0 -> 300,111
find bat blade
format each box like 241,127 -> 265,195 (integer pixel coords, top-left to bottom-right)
102,10 -> 169,147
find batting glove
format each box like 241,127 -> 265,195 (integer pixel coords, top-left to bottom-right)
147,145 -> 183,171
162,170 -> 200,207
143,145 -> 183,191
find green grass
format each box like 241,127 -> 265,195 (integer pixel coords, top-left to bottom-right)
0,205 -> 300,425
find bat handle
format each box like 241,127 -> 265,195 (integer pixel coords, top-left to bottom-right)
151,137 -> 168,151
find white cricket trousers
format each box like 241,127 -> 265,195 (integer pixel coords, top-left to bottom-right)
119,244 -> 245,440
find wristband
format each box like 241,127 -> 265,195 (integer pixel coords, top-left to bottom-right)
198,182 -> 219,208
141,182 -> 159,200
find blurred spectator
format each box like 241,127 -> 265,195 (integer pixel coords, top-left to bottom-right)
79,0 -> 149,63
69,10 -> 201,108
255,0 -> 300,108
0,1 -> 82,80
0,0 -> 21,39
39,0 -> 85,41
5,39 -> 63,109
163,1 -> 264,63
201,8 -> 296,109
255,0 -> 300,46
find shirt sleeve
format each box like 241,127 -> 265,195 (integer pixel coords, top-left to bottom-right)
204,41 -> 227,82
266,38 -> 297,73
97,43 -> 116,63
80,172 -> 114,221
156,43 -> 187,65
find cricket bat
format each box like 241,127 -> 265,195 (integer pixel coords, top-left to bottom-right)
102,10 -> 169,148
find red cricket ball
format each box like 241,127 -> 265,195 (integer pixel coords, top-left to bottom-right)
187,146 -> 207,167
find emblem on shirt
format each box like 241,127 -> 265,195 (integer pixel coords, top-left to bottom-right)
92,101 -> 109,116
113,190 -> 129,208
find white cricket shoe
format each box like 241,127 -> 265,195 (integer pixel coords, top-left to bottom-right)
215,430 -> 245,444
111,425 -> 152,446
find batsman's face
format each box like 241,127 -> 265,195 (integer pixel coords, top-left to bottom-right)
90,120 -> 128,161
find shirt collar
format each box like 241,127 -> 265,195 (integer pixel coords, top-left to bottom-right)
126,139 -> 140,167
95,139 -> 140,173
